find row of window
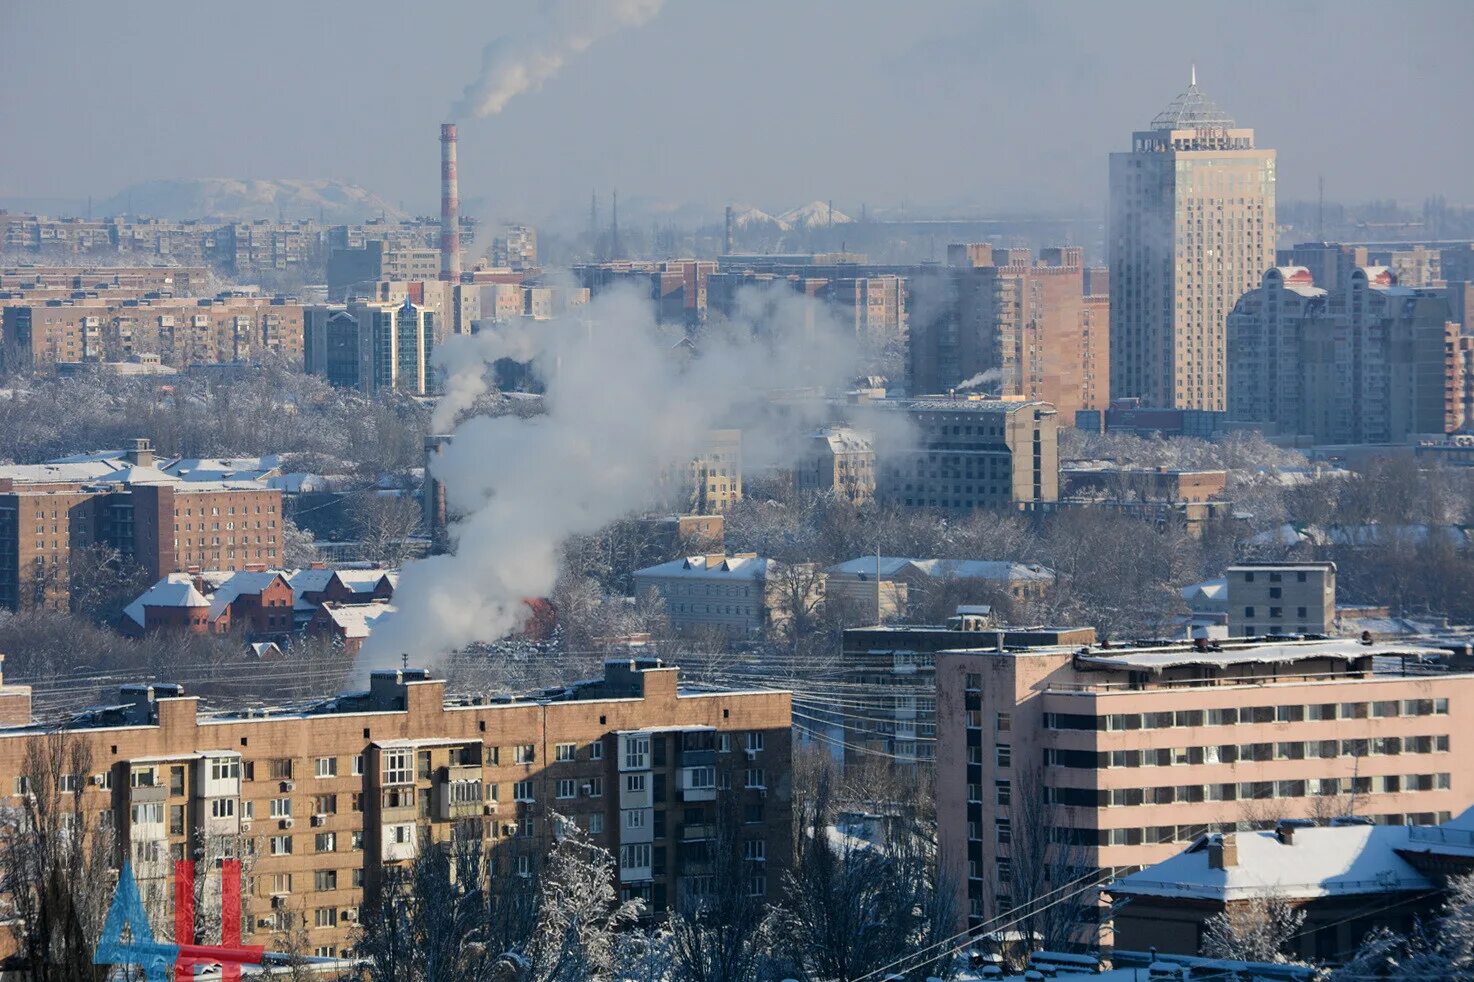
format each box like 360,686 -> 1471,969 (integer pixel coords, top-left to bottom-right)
1045,734 -> 1451,769
1042,773 -> 1452,808
1044,698 -> 1451,732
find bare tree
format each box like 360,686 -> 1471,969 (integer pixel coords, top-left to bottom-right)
0,731 -> 114,982
1200,894 -> 1307,964
67,544 -> 153,626
352,493 -> 425,568
999,767 -> 1099,962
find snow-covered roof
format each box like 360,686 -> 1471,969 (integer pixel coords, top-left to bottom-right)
811,426 -> 872,454
124,573 -> 211,626
323,603 -> 395,639
633,555 -> 775,581
286,568 -> 337,593
163,454 -> 283,482
205,570 -> 288,619
1111,826 -> 1434,902
0,461 -> 123,484
827,556 -> 1054,582
334,569 -> 392,593
1180,577 -> 1227,602
1077,638 -> 1446,673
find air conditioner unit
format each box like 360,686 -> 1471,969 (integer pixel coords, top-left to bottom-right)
279,817 -> 294,829
310,814 -> 326,827
342,909 -> 357,923
92,773 -> 107,786
239,820 -> 252,832
758,789 -> 767,799
280,780 -> 294,792
257,917 -> 275,929
271,895 -> 286,909
581,783 -> 593,794
744,749 -> 757,760
501,823 -> 517,836
483,803 -> 497,815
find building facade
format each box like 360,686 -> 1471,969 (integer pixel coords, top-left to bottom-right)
1225,561 -> 1336,637
793,427 -> 875,504
875,397 -> 1060,512
632,553 -> 801,639
1108,73 -> 1276,410
0,659 -> 793,959
1226,265 -> 1453,443
935,636 -> 1471,931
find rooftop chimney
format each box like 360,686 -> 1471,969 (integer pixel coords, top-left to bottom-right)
1207,833 -> 1238,869
125,437 -> 155,467
440,123 -> 461,282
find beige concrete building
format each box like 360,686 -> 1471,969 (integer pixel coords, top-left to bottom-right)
632,553 -> 808,639
1226,265 -> 1453,443
825,557 -> 1055,624
0,659 -> 793,959
793,427 -> 875,504
1109,72 -> 1276,410
875,396 -> 1059,512
665,430 -> 742,515
1226,561 -> 1335,637
936,635 -> 1472,931
2,296 -> 305,372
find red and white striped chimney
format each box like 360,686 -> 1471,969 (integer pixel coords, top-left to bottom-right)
440,122 -> 461,282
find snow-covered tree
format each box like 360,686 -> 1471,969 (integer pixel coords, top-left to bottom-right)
1331,872 -> 1474,979
1199,894 -> 1306,964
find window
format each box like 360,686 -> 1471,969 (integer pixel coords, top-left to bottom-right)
620,844 -> 651,870
270,797 -> 292,819
745,769 -> 766,789
316,832 -> 336,852
995,745 -> 1012,768
745,732 -> 765,753
995,781 -> 1011,806
270,836 -> 292,856
519,817 -> 536,838
268,759 -> 292,780
314,907 -> 338,929
517,855 -> 533,877
624,736 -> 651,769
351,755 -> 364,776
625,809 -> 646,830
590,741 -> 604,760
315,757 -> 337,778
382,750 -> 413,784
555,743 -> 576,762
351,830 -> 364,850
271,872 -> 292,895
965,672 -> 982,691
210,798 -> 235,819
557,779 -> 576,800
514,780 -> 534,802
624,774 -> 647,794
995,817 -> 1012,844
718,734 -> 731,754
587,777 -> 604,798
514,744 -> 536,765
743,840 -> 766,862
315,870 -> 337,891
589,813 -> 604,835
996,713 -> 1012,732
209,758 -> 240,782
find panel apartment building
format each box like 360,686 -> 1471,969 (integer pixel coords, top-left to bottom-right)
0,658 -> 793,960
2,295 -> 306,373
0,440 -> 284,611
875,396 -> 1060,513
1226,264 -> 1454,443
908,245 -> 1107,422
1108,73 -> 1275,411
935,636 -> 1473,930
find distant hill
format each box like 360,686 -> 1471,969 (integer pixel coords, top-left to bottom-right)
777,200 -> 854,228
95,178 -> 408,223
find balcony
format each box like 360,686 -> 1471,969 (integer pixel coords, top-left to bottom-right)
129,784 -> 167,804
681,823 -> 716,842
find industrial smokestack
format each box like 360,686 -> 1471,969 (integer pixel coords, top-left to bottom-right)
724,205 -> 733,255
440,123 -> 461,282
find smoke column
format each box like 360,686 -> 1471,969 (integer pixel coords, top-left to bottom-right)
357,284 -> 869,677
955,368 -> 1002,391
452,0 -> 666,119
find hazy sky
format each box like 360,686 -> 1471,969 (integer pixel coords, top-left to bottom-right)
3,0 -> 1471,226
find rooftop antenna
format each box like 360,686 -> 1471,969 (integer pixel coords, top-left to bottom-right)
401,652 -> 409,671
1317,175 -> 1325,241
1190,63 -> 1197,87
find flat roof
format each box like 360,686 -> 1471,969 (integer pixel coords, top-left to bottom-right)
1076,638 -> 1445,673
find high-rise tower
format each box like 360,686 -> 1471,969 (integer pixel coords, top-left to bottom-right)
440,123 -> 461,282
1108,70 -> 1275,410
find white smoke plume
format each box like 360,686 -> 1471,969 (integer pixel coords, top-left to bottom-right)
357,284 -> 867,677
955,368 -> 1002,391
452,0 -> 666,119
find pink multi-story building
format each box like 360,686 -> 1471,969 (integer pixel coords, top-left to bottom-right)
936,635 -> 1473,930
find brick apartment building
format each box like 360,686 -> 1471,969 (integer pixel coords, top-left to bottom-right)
909,245 -> 1107,422
935,635 -> 1473,930
875,396 -> 1060,512
2,295 -> 305,372
0,265 -> 210,294
0,658 -> 792,959
0,440 -> 284,611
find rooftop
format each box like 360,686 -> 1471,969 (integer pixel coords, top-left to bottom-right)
1149,68 -> 1237,131
634,553 -> 775,581
1073,638 -> 1446,674
827,556 -> 1054,582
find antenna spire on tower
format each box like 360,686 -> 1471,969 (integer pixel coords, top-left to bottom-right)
1190,63 -> 1197,87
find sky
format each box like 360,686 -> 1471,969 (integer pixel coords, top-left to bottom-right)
2,0 -> 1471,228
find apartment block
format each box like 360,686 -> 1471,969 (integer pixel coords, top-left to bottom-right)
662,429 -> 742,515
0,440 -> 284,611
1225,561 -> 1335,637
491,224 -> 538,271
793,427 -> 875,504
909,247 -> 1103,421
825,557 -> 1055,624
935,637 -> 1471,931
572,261 -> 717,326
875,396 -> 1060,512
0,659 -> 792,958
632,553 -> 810,640
305,300 -> 436,395
1109,74 -> 1275,410
0,265 -> 210,294
2,296 -> 306,372
1226,265 -> 1453,443
838,621 -> 1093,766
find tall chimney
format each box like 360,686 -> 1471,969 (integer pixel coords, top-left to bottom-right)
724,205 -> 734,255
440,123 -> 461,282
